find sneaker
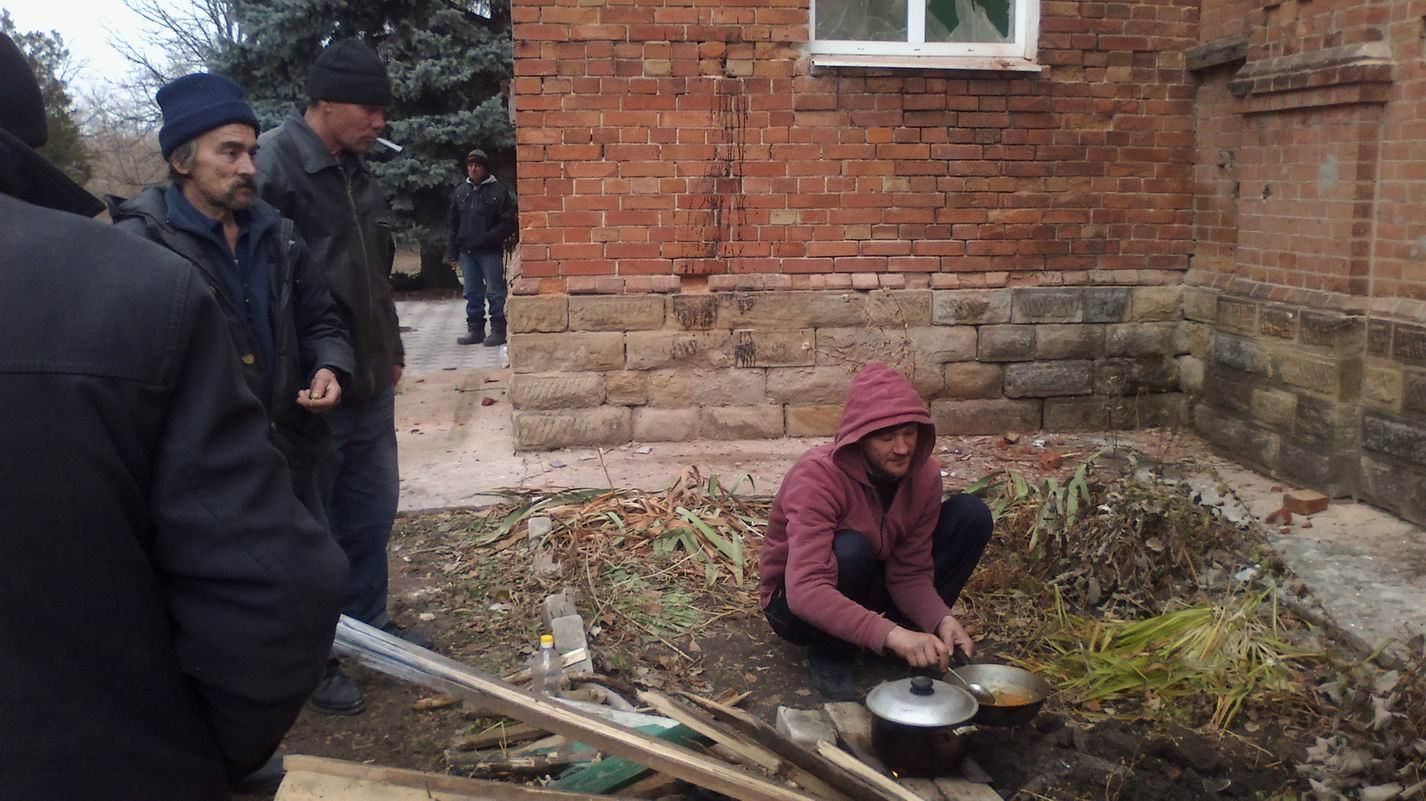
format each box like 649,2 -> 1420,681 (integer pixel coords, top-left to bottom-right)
308,658 -> 365,716
381,620 -> 434,650
807,652 -> 858,702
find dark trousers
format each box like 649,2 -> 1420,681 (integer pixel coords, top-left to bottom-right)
764,494 -> 993,659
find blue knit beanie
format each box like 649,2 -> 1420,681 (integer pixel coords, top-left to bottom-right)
156,73 -> 259,159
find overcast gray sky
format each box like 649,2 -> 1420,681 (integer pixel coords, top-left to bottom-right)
3,0 -> 155,89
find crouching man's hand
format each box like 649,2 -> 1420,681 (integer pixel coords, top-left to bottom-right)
935,614 -> 975,659
885,625 -> 951,670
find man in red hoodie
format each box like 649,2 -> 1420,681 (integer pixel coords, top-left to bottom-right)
760,362 -> 993,699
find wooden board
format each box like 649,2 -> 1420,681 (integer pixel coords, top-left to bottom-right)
822,703 -> 1002,801
278,755 -> 626,801
552,725 -> 705,795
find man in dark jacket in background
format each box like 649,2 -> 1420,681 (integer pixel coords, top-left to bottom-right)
446,147 -> 517,347
760,362 -> 994,700
110,72 -> 353,517
256,37 -> 428,715
0,34 -> 347,799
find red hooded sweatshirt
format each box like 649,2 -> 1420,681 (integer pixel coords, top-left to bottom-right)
759,362 -> 950,653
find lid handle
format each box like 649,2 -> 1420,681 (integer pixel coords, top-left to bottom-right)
909,675 -> 934,696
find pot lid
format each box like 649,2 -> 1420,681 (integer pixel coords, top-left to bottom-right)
866,675 -> 978,727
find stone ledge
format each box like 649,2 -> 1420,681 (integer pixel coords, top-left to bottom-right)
1185,33 -> 1248,73
1229,43 -> 1393,112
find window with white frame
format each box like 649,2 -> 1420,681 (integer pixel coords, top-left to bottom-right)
810,0 -> 1040,69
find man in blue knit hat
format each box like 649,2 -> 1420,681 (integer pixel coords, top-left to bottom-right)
109,73 -> 353,524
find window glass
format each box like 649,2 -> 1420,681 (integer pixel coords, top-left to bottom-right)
926,0 -> 1013,42
815,0 -> 909,42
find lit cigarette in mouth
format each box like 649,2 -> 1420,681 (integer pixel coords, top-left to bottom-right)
375,137 -> 404,152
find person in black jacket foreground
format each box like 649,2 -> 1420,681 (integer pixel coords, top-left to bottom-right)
0,34 -> 347,801
446,147 -> 518,346
108,72 -> 354,520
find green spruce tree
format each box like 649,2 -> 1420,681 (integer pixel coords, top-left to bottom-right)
219,0 -> 514,289
2,11 -> 92,185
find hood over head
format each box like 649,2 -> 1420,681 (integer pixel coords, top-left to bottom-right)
831,362 -> 936,482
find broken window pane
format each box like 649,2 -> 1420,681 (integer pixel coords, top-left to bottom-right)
926,0 -> 1013,42
815,0 -> 908,41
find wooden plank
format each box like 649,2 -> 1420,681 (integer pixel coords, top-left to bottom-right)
932,778 -> 1004,801
814,742 -> 928,801
823,703 -> 1001,801
279,755 -> 624,801
334,616 -> 817,801
443,748 -> 596,778
901,779 -> 947,801
552,725 -> 706,795
453,721 -> 549,751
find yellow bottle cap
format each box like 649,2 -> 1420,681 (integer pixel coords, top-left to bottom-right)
540,634 -> 555,647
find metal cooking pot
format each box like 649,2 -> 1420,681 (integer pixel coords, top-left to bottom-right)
948,663 -> 1053,727
865,675 -> 978,777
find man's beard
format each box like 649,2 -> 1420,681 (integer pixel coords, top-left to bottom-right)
209,177 -> 256,211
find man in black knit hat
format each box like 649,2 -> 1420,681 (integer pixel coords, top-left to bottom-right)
446,147 -> 518,346
256,37 -> 427,716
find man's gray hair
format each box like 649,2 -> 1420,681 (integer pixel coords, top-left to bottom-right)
166,139 -> 198,183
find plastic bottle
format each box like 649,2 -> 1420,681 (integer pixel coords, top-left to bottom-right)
528,633 -> 561,698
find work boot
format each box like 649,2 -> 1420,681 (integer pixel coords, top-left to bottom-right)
807,652 -> 857,702
483,317 -> 506,347
380,620 -> 435,651
308,658 -> 365,715
456,321 -> 485,346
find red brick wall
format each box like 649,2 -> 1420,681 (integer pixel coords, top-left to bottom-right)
1371,0 -> 1426,305
1255,0 -> 1390,61
511,0 -> 1199,291
1190,67 -> 1240,276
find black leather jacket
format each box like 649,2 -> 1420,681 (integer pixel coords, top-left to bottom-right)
445,175 -> 517,259
256,108 -> 405,403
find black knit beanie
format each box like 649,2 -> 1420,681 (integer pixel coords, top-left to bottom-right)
306,38 -> 392,106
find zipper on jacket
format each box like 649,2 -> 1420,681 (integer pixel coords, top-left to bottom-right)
343,169 -> 382,385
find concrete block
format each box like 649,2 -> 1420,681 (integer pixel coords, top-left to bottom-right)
1131,286 -> 1181,322
931,289 -> 1011,325
1034,324 -> 1104,359
513,407 -> 632,450
786,404 -> 843,437
510,332 -> 625,374
568,295 -> 665,331
1106,322 -> 1178,357
670,295 -> 720,330
1004,361 -> 1093,398
1362,414 -> 1426,466
509,373 -> 605,410
527,516 -> 554,544
1083,287 -> 1130,323
1363,366 -> 1404,410
627,330 -> 734,370
633,407 -> 700,441
542,590 -> 578,627
775,707 -> 837,748
1012,287 -> 1084,323
1216,297 -> 1258,336
1212,333 -> 1269,376
605,371 -> 648,405
701,405 -> 785,439
1250,387 -> 1298,430
508,295 -> 569,334
1257,305 -> 1298,340
733,329 -> 816,367
766,367 -> 853,404
647,369 -> 766,407
550,614 -> 595,674
931,398 -> 1042,436
1177,355 -> 1205,393
1182,286 -> 1217,323
944,362 -> 1003,399
978,325 -> 1036,362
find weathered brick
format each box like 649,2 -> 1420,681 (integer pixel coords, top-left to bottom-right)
605,371 -> 648,405
513,407 -> 632,450
1012,288 -> 1084,323
1035,324 -> 1104,359
1131,286 -> 1181,322
509,372 -> 605,410
1044,394 -> 1186,431
1366,319 -> 1392,356
716,290 -> 931,329
508,295 -> 569,334
1083,288 -> 1130,323
1257,305 -> 1297,340
1178,321 -> 1212,356
1193,403 -> 1281,470
510,332 -> 625,374
1393,323 -> 1426,366
1216,298 -> 1258,336
670,295 -> 720,330
1293,395 -> 1356,446
627,330 -> 733,370
1250,387 -> 1298,429
931,289 -> 1010,325
814,327 -> 972,395
1212,333 -> 1269,375
1299,311 -> 1363,351
1204,365 -> 1256,416
1359,455 -> 1426,526
1094,356 -> 1179,395
1275,352 -> 1361,399
1278,441 -> 1356,496
701,405 -> 784,439
1177,355 -> 1205,393
944,362 -> 1003,399
733,329 -> 815,368
785,404 -> 843,437
1106,322 -> 1178,357
633,407 -> 700,441
766,367 -> 853,404
931,398 -> 1042,436
1363,366 -> 1404,410
978,325 -> 1036,361
568,296 -> 665,331
1362,414 -> 1426,465
1182,286 -> 1218,323
1004,361 -> 1093,398
1404,370 -> 1426,415
646,368 -> 766,407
